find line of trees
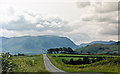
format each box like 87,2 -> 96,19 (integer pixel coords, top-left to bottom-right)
47,47 -> 74,54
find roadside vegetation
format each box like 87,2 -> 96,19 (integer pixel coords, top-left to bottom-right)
12,54 -> 49,73
2,53 -> 50,74
47,54 -> 120,73
0,55 -> 1,73
2,52 -> 15,73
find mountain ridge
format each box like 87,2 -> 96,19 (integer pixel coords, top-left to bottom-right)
1,35 -> 78,55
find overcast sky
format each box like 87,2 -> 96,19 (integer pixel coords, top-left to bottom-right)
0,0 -> 119,44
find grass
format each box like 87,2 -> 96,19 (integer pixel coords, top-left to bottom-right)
12,54 -> 50,73
50,54 -> 120,57
47,54 -> 119,73
49,54 -> 119,62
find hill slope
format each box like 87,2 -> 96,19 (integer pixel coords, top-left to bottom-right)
1,35 -> 78,55
75,43 -> 119,54
78,41 -> 116,48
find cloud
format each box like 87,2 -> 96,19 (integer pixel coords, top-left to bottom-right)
1,11 -> 70,32
81,13 -> 118,36
36,24 -> 44,28
77,2 -> 90,8
0,2 -> 119,44
94,2 -> 118,13
99,24 -> 119,35
79,2 -> 118,37
2,15 -> 35,31
81,11 -> 118,23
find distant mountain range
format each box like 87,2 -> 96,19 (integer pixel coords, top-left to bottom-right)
0,35 -> 118,55
78,41 -> 116,48
0,35 -> 78,55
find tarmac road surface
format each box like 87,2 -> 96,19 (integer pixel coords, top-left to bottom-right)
43,54 -> 65,72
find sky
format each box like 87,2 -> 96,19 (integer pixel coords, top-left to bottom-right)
0,0 -> 119,45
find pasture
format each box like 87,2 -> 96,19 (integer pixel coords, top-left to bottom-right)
47,54 -> 120,73
50,54 -> 119,57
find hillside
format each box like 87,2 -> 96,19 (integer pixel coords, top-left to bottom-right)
75,44 -> 119,54
1,35 -> 78,55
78,41 -> 116,48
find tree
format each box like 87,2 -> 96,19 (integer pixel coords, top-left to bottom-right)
63,47 -> 67,53
53,49 -> 56,54
59,48 -> 63,53
47,49 -> 53,54
55,48 -> 59,53
87,51 -> 91,54
80,51 -> 83,53
47,49 -> 51,54
68,47 -> 73,53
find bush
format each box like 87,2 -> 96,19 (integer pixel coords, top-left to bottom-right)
83,57 -> 90,64
2,53 -> 15,73
96,57 -> 103,61
62,59 -> 68,64
91,58 -> 96,63
77,59 -> 83,64
62,57 -> 107,65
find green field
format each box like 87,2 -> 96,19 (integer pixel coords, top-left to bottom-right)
50,54 -> 120,57
47,54 -> 120,73
49,54 -> 120,61
12,54 -> 50,73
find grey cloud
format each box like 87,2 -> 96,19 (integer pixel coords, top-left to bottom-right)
100,24 -> 119,35
95,2 -> 118,13
119,2 -> 120,11
76,2 -> 118,13
82,15 -> 110,22
101,30 -> 119,35
76,2 -> 90,8
2,12 -> 71,32
82,12 -> 118,24
3,15 -> 36,31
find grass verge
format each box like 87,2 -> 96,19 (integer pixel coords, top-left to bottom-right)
12,54 -> 50,74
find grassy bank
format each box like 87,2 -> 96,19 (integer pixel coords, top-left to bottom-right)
12,54 -> 50,73
47,54 -> 119,73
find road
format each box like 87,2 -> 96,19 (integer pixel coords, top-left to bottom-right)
43,54 -> 65,72
43,54 -> 105,74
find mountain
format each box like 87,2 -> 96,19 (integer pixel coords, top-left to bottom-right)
0,35 -> 78,55
113,41 -> 120,45
78,43 -> 89,48
78,41 -> 116,48
75,42 -> 119,54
